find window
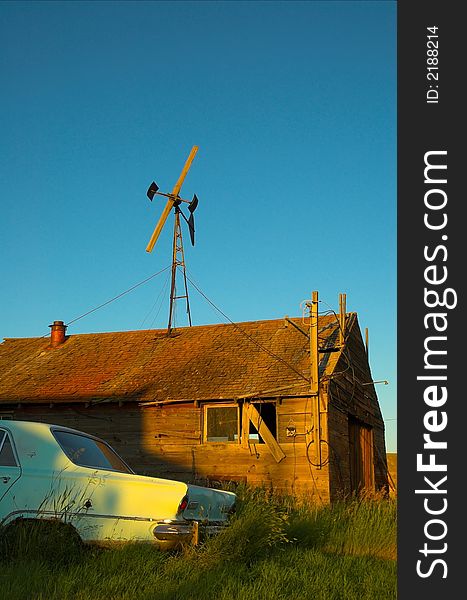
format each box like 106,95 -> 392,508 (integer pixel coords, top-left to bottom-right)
53,430 -> 132,473
202,402 -> 284,461
0,431 -> 18,467
203,402 -> 279,443
204,405 -> 239,442
248,402 -> 277,443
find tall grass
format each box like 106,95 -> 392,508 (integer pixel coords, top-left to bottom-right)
286,491 -> 397,560
0,486 -> 396,600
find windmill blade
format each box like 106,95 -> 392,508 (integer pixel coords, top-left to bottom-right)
146,146 -> 199,253
188,194 -> 198,244
146,181 -> 159,201
179,208 -> 196,246
188,212 -> 195,246
145,198 -> 175,252
188,193 -> 198,213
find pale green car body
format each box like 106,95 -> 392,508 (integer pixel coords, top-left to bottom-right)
0,421 -> 236,547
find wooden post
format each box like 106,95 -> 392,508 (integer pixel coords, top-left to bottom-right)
339,293 -> 347,346
310,291 -> 319,395
192,521 -> 199,546
241,402 -> 249,448
310,291 -> 321,467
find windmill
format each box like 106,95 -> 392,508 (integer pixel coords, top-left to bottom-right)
145,146 -> 200,334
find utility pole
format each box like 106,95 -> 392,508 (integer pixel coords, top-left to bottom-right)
309,290 -> 321,467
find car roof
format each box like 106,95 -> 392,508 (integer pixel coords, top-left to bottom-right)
1,420 -> 135,475
0,419 -> 103,441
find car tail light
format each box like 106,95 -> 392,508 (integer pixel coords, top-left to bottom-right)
177,495 -> 189,513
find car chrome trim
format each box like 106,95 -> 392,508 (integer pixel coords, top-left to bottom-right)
153,521 -> 226,541
1,509 -> 161,527
153,523 -> 194,539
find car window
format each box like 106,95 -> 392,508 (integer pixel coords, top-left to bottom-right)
0,431 -> 18,467
53,430 -> 132,473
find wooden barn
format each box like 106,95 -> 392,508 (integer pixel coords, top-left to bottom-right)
0,293 -> 388,502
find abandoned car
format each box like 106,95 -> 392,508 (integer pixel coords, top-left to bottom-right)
0,420 -> 236,547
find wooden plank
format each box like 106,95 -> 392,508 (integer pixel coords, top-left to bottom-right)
246,403 -> 286,463
277,397 -> 312,414
241,403 -> 249,448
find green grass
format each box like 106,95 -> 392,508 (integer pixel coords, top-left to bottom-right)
0,487 -> 397,600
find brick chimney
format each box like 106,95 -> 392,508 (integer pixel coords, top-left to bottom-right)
49,320 -> 67,347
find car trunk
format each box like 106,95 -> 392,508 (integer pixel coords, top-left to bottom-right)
181,484 -> 236,524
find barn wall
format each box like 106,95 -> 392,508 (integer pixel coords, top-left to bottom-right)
4,401 -> 331,501
372,425 -> 389,493
326,317 -> 389,497
327,400 -> 388,499
327,400 -> 352,500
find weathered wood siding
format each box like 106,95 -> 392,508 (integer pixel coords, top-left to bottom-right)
326,318 -> 389,499
6,401 -> 331,502
327,397 -> 352,499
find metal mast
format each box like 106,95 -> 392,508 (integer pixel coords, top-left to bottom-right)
168,205 -> 192,333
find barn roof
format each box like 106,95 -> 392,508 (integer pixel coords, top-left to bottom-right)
0,314 -> 355,406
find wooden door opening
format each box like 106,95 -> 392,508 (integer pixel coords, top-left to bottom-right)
348,416 -> 374,494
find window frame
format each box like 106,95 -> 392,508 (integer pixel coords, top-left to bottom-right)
51,428 -> 133,474
202,403 -> 240,444
0,428 -> 20,468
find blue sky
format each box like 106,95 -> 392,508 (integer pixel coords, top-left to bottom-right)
1,1 -> 396,450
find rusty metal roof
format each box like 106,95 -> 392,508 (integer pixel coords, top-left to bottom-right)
0,315 -> 351,405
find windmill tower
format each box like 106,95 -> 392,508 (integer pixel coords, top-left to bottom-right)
145,146 -> 199,334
